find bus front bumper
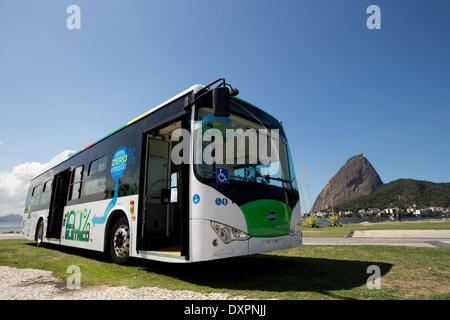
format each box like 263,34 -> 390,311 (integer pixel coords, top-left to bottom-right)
248,234 -> 302,255
191,219 -> 302,262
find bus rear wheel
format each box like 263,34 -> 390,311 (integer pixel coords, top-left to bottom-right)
35,220 -> 44,247
109,217 -> 130,264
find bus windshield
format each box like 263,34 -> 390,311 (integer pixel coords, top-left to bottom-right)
193,98 -> 298,191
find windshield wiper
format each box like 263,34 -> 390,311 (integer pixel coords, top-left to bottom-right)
228,174 -> 253,183
235,101 -> 269,131
262,176 -> 294,191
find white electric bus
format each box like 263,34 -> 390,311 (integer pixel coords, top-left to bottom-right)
22,78 -> 302,264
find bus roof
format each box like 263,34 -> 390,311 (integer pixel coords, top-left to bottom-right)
31,84 -> 281,181
81,84 -> 205,152
31,84 -> 205,180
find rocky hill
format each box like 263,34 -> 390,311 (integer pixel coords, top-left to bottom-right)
336,179 -> 450,211
311,154 -> 383,212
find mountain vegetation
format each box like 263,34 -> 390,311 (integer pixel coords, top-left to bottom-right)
335,179 -> 450,211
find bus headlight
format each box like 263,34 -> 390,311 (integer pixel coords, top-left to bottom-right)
210,221 -> 250,244
290,222 -> 302,236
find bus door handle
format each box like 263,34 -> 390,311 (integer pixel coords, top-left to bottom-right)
142,191 -> 151,218
141,191 -> 150,238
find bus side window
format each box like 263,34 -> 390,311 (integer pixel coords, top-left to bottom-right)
88,156 -> 106,176
84,156 -> 107,197
170,172 -> 178,203
31,184 -> 43,210
40,179 -> 53,206
68,166 -> 84,201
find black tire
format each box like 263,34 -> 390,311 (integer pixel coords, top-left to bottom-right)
109,216 -> 130,264
35,220 -> 44,247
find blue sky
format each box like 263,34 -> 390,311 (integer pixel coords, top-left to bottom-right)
0,0 -> 449,214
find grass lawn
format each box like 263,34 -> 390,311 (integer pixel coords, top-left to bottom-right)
0,239 -> 449,299
303,219 -> 450,238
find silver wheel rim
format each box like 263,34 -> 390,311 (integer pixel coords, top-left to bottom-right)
37,225 -> 43,244
113,225 -> 130,258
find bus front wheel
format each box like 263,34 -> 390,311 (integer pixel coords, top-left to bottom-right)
109,216 -> 130,264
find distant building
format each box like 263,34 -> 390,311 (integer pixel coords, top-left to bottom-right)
366,208 -> 380,215
316,212 -> 326,217
414,209 -> 431,216
407,207 -> 415,213
385,208 -> 400,214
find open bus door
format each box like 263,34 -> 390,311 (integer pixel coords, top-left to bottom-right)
137,120 -> 189,257
46,169 -> 71,239
139,135 -> 182,251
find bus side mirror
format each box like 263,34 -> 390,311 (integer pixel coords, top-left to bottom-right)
161,188 -> 170,205
213,87 -> 231,117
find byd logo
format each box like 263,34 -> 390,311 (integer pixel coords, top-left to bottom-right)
268,211 -> 277,222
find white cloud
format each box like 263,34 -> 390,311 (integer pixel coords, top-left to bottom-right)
0,150 -> 76,216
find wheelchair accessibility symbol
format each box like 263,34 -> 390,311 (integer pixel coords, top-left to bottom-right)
216,168 -> 229,184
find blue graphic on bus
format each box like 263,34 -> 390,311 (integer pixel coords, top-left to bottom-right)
92,146 -> 134,226
203,114 -> 231,124
111,147 -> 128,180
193,194 -> 200,204
215,198 -> 222,206
222,198 -> 228,206
216,168 -> 229,184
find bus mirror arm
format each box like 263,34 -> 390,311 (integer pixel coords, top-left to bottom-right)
184,93 -> 195,112
183,78 -> 238,115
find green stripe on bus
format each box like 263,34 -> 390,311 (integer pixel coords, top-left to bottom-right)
240,199 -> 292,237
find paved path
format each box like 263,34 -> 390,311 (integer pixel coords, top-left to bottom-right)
303,237 -> 450,248
352,230 -> 450,238
3,232 -> 450,247
303,230 -> 450,248
304,237 -> 450,248
0,266 -> 247,300
0,233 -> 23,240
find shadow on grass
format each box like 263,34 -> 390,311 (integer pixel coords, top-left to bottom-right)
27,242 -> 392,299
138,255 -> 392,299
